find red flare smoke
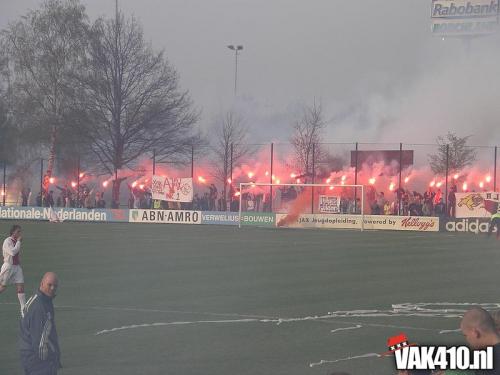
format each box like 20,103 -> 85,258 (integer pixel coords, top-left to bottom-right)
277,188 -> 312,227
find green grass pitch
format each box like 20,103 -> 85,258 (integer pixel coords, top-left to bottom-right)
0,221 -> 499,375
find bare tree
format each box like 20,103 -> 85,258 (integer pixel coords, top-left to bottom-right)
76,12 -> 200,206
1,0 -> 89,191
428,132 -> 477,175
211,111 -> 251,206
290,101 -> 327,179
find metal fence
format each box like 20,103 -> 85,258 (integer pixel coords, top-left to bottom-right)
1,142 -> 498,212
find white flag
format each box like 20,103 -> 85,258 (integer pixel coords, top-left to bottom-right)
151,175 -> 193,203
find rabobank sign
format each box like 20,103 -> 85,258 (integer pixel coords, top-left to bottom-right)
431,0 -> 499,35
432,0 -> 499,18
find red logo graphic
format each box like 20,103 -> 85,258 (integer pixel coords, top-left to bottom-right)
401,217 -> 435,231
382,333 -> 416,356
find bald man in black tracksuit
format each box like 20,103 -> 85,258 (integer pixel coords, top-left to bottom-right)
20,273 -> 61,375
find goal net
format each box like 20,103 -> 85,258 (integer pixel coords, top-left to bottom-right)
238,183 -> 365,230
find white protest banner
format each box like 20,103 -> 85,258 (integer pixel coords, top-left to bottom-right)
318,195 -> 341,213
151,175 -> 193,203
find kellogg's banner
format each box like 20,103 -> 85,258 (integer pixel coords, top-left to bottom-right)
151,175 -> 193,203
455,192 -> 499,218
363,215 -> 439,232
275,214 -> 439,232
318,195 -> 341,213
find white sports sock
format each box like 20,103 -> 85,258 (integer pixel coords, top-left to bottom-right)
18,292 -> 26,311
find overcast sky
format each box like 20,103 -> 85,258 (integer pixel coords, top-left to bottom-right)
1,0 -> 500,145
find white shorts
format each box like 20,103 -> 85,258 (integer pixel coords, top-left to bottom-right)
0,264 -> 24,286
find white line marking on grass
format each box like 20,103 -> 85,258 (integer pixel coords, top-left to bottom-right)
330,325 -> 362,333
4,301 -> 493,335
95,319 -> 258,335
95,316 -> 442,336
439,328 -> 462,334
309,353 -> 381,367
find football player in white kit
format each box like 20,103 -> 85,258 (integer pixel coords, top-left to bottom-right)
0,224 -> 26,316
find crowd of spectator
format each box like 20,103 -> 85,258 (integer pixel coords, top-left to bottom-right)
18,184 -> 106,209
11,180 -> 469,218
366,184 -> 461,217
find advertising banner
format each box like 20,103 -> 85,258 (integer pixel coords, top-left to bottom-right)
129,209 -> 201,224
441,218 -> 494,234
455,192 -> 499,218
276,214 -> 361,229
151,175 -> 193,203
0,206 -> 129,222
363,215 -> 439,232
431,0 -> 499,36
201,212 -> 239,225
275,214 -> 439,232
240,212 -> 275,227
318,195 -> 341,213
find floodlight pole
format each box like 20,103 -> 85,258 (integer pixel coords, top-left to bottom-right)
354,142 -> 359,213
227,45 -> 243,96
445,144 -> 450,216
398,143 -> 403,215
270,143 -> 274,212
311,143 -> 316,214
152,149 -> 156,175
230,143 -> 233,183
2,161 -> 6,206
361,185 -> 364,231
191,145 -> 194,178
77,155 -> 81,208
238,182 -> 242,228
494,146 -> 497,192
40,159 -> 44,207
230,143 -> 233,211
